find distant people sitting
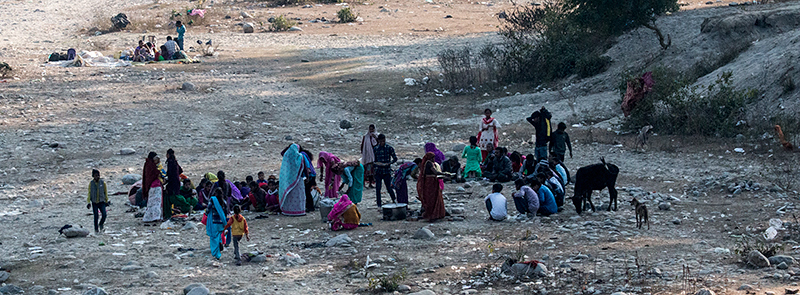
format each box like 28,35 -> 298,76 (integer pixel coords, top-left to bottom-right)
441,156 -> 462,183
157,45 -> 169,61
164,36 -> 179,60
537,173 -> 565,208
134,40 -> 149,62
484,184 -> 507,221
484,147 -> 512,183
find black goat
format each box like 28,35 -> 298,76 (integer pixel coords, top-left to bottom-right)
572,157 -> 619,214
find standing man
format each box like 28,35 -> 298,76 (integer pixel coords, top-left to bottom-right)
373,134 -> 398,207
87,169 -> 108,233
361,124 -> 378,188
526,107 -> 552,161
175,21 -> 186,51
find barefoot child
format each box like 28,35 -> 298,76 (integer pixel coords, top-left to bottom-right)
87,169 -> 108,233
224,205 -> 250,265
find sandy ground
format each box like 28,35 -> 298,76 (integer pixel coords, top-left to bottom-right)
1,0 -> 800,295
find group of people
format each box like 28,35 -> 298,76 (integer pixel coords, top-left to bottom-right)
84,106 -> 579,265
132,21 -> 187,62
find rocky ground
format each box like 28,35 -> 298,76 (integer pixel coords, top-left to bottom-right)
1,0 -> 800,294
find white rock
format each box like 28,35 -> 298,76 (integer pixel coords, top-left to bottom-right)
119,148 -> 136,155
325,234 -> 352,247
242,23 -> 254,33
414,228 -> 434,240
288,26 -> 303,31
746,250 -> 770,268
694,289 -> 716,295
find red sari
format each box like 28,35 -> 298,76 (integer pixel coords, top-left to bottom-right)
141,158 -> 160,202
417,153 -> 445,221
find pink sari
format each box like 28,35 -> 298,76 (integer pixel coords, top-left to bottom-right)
318,151 -> 342,199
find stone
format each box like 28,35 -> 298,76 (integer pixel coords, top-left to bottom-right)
408,291 -> 436,295
533,263 -> 548,276
397,284 -> 411,292
0,271 -> 8,283
658,202 -> 671,210
241,11 -> 253,18
0,284 -> 23,294
452,143 -> 466,152
121,265 -> 142,271
250,254 -> 267,263
325,234 -> 352,247
186,286 -> 210,295
284,135 -> 293,141
181,82 -> 196,91
672,218 -> 681,225
121,174 -> 140,185
450,207 -> 465,214
778,262 -> 789,269
242,23 -> 254,33
747,250 -> 770,268
289,26 -> 303,31
737,284 -> 753,291
768,255 -> 796,266
183,283 -> 206,295
119,148 -> 136,155
83,287 -> 108,295
414,228 -> 435,240
339,120 -> 352,129
62,227 -> 90,238
182,222 -> 198,231
509,263 -> 535,276
144,271 -> 159,279
694,289 -> 715,295
279,253 -> 306,266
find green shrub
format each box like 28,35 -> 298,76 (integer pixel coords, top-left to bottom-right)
337,7 -> 357,23
0,62 -> 11,77
270,15 -> 296,32
622,70 -> 758,137
576,54 -> 611,78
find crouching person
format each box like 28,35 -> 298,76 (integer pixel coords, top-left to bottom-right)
531,179 -> 558,216
484,184 -> 508,221
328,195 -> 361,231
512,179 -> 539,218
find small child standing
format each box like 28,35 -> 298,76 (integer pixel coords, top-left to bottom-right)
549,122 -> 573,163
224,205 -> 250,265
87,169 -> 108,233
484,184 -> 508,221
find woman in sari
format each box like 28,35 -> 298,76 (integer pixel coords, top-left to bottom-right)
327,194 -> 361,231
417,152 -> 446,221
477,108 -> 500,161
279,144 -> 308,216
206,188 -> 227,259
392,159 -> 419,204
337,161 -> 364,204
317,151 -> 342,199
142,153 -> 164,222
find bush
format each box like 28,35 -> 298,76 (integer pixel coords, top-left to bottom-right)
622,70 -> 758,137
0,62 -> 11,78
270,15 -> 296,31
576,54 -> 611,78
337,7 -> 357,23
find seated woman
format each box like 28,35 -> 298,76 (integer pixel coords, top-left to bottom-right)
327,195 -> 360,231
133,40 -> 147,62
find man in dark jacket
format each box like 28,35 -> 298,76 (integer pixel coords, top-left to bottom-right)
485,147 -> 512,182
549,122 -> 573,163
526,107 -> 552,161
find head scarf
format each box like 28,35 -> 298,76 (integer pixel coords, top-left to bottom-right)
328,194 -> 354,221
420,152 -> 436,177
424,143 -> 446,164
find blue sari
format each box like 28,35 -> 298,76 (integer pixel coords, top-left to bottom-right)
279,144 -> 307,216
206,196 -> 226,259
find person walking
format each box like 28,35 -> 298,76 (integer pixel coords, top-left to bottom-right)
373,134 -> 398,207
87,169 -> 108,233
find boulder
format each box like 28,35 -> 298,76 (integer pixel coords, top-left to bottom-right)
414,228 -> 435,240
325,234 -> 352,247
110,13 -> 130,30
533,263 -> 548,276
83,287 -> 108,295
0,284 -> 23,294
181,82 -> 196,91
768,255 -> 796,266
694,289 -> 716,295
183,284 -> 206,295
242,23 -> 254,33
737,284 -> 753,291
0,271 -> 8,283
186,286 -> 210,295
452,143 -> 466,152
746,250 -> 770,268
119,148 -> 136,155
121,174 -> 140,185
658,202 -> 671,210
62,227 -> 90,238
339,120 -> 352,129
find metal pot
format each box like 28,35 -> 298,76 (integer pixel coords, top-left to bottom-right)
381,203 -> 408,221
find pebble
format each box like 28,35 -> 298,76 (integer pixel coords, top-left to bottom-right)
672,218 -> 681,225
737,284 -> 753,291
186,286 -> 210,295
694,289 -> 716,295
397,284 -> 411,292
533,263 -> 548,276
0,284 -> 23,294
408,291 -> 436,295
450,207 -> 464,214
414,228 -> 435,240
121,265 -> 142,271
765,292 -> 775,295
289,26 -> 303,31
121,174 -> 140,185
119,148 -> 136,155
144,271 -> 159,279
778,262 -> 789,269
181,82 -> 196,91
243,23 -> 254,33
769,255 -> 796,266
658,202 -> 671,210
241,11 -> 253,18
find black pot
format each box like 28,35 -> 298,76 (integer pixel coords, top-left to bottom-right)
381,203 -> 408,221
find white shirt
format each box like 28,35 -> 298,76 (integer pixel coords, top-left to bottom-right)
484,192 -> 507,220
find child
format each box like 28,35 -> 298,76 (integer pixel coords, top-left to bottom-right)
531,179 -> 557,216
224,205 -> 250,266
512,179 -> 539,218
256,172 -> 267,186
484,184 -> 508,221
549,122 -> 573,163
87,169 -> 108,233
265,176 -> 280,211
249,181 -> 267,212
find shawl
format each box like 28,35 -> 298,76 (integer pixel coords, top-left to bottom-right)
318,151 -> 342,198
204,172 -> 218,183
279,144 -> 305,205
392,162 -> 418,189
424,142 -> 446,164
142,158 -> 160,201
166,157 -> 183,196
227,179 -> 243,201
361,131 -> 377,164
328,194 -> 354,221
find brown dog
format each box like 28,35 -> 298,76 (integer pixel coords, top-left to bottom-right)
630,198 -> 649,230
